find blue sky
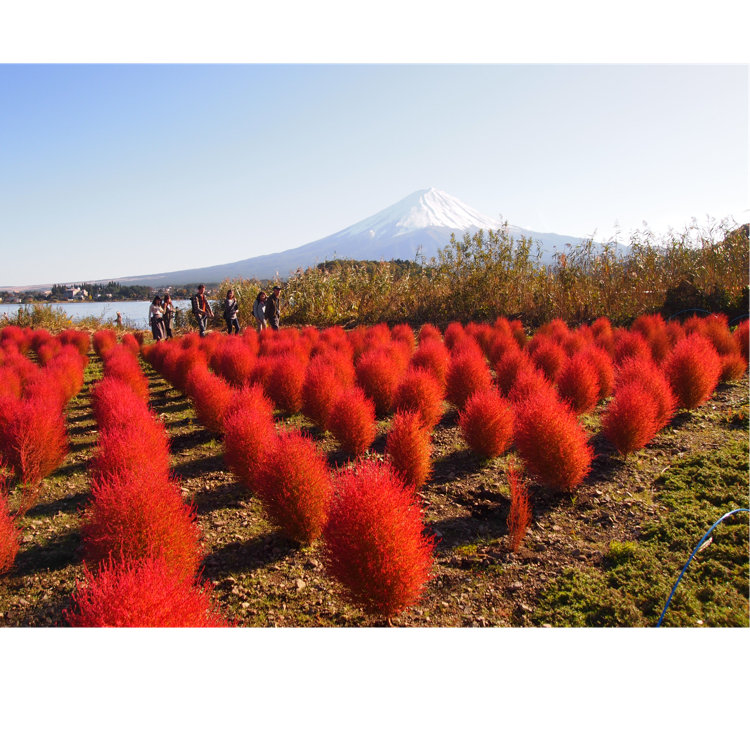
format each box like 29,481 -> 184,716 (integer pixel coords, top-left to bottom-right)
1,63 -> 747,286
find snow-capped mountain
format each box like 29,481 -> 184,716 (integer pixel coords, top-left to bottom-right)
72,188 -> 597,288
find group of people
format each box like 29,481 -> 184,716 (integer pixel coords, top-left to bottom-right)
188,283 -> 282,339
148,293 -> 176,341
149,284 -> 282,341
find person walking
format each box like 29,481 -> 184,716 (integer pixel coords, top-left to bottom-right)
149,295 -> 167,341
162,293 -> 175,339
191,283 -> 213,337
224,289 -> 240,335
253,290 -> 268,333
265,285 -> 281,331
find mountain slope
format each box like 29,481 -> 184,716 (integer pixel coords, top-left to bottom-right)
20,188 -> 602,289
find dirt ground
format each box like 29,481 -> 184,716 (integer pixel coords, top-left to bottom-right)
1,355 -> 748,627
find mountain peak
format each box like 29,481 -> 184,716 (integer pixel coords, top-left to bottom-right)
341,188 -> 502,240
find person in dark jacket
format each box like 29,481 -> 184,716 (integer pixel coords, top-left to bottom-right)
223,289 -> 240,335
191,283 -> 213,337
265,285 -> 281,331
162,293 -> 175,339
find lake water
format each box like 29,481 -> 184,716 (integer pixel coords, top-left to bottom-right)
0,299 -> 194,329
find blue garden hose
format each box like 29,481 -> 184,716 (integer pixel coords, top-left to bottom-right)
667,308 -> 709,321
656,508 -> 750,627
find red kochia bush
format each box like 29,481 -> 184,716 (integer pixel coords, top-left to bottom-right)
302,359 -> 342,429
664,334 -> 722,409
529,338 -> 567,382
506,461 -> 532,553
410,339 -> 450,386
494,348 -> 533,396
513,390 -> 593,491
445,348 -> 493,409
734,319 -> 749,363
92,376 -> 148,428
355,347 -> 404,416
719,352 -> 748,382
254,430 -> 333,545
385,411 -> 432,490
265,352 -> 307,414
65,557 -> 228,628
458,388 -> 513,458
93,329 -> 117,358
328,387 -> 377,457
602,381 -> 660,456
323,459 -> 435,618
58,329 -> 90,356
0,395 -> 68,487
556,352 -> 601,414
224,384 -> 274,424
0,367 -> 22,400
82,471 -> 202,580
90,416 -> 171,484
223,406 -> 276,493
101,346 -> 149,401
216,337 -> 256,386
0,483 -> 19,575
392,368 -> 444,430
616,357 -> 676,430
185,364 -> 234,434
582,345 -> 615,400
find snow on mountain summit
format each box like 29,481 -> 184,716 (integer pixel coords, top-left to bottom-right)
342,187 -> 503,239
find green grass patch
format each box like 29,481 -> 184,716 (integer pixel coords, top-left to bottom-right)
532,438 -> 749,627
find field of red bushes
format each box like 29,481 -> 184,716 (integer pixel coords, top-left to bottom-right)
0,313 -> 748,627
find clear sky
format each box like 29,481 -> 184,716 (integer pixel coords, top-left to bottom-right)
1,63 -> 747,286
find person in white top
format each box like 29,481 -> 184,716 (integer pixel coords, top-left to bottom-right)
149,295 -> 167,341
253,291 -> 268,333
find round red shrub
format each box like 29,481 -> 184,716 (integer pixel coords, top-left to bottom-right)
616,357 -> 676,430
302,359 -> 343,429
185,364 -> 234,434
494,348 -> 532,396
507,365 -> 556,403
445,348 -> 493,409
328,387 -> 377,457
92,329 -> 117,358
391,324 -> 416,353
458,388 -> 513,458
65,557 -> 228,627
323,459 -> 435,618
92,376 -> 150,428
410,339 -> 450,386
613,330 -> 652,366
265,352 -> 307,414
513,390 -> 593,491
0,395 -> 69,487
582,345 -> 615,400
216,337 -> 256,386
602,381 -> 660,456
223,406 -> 277,493
556,352 -> 601,414
530,338 -> 568,382
418,323 -> 443,345
631,314 -> 671,363
254,430 -> 333,545
392,368 -> 444,430
224,384 -> 274,424
90,416 -> 171,485
443,321 -> 466,351
719,352 -> 748,382
355,347 -> 404,416
733,319 -> 749,363
0,367 -> 22,400
664,333 -> 722,409
83,472 -> 202,580
385,411 -> 432,489
0,484 -> 19,575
